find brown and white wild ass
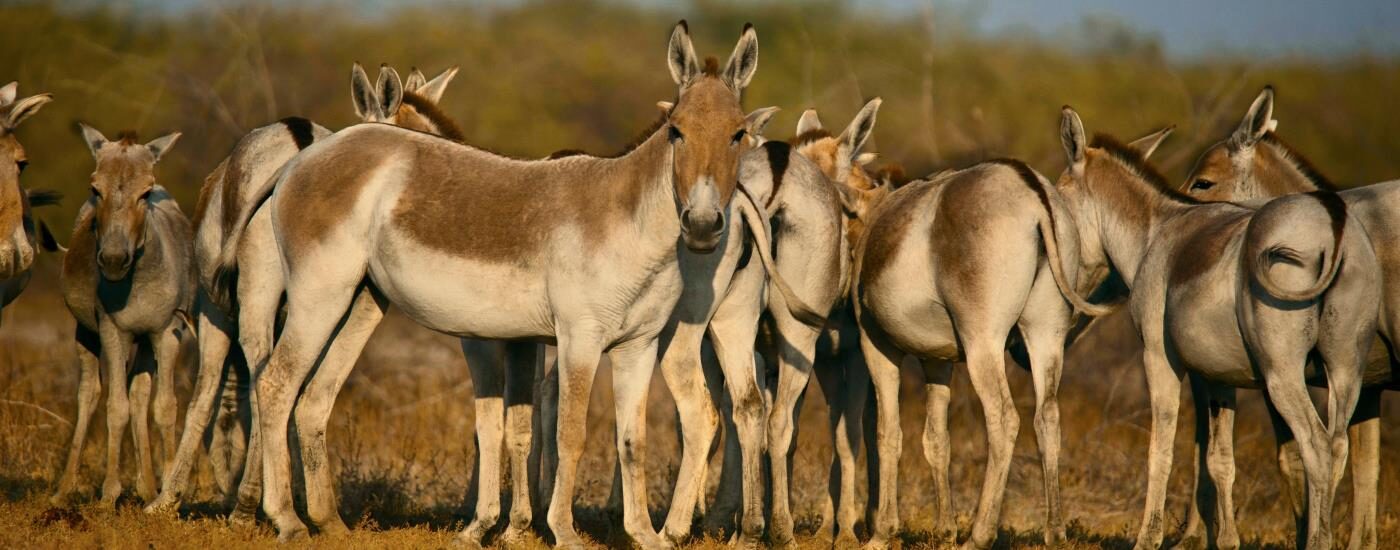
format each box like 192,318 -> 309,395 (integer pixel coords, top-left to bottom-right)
52,126 -> 194,507
144,63 -> 462,521
1056,107 -> 1378,550
847,116 -> 1111,548
230,22 -> 760,547
1179,86 -> 1395,550
0,81 -> 61,316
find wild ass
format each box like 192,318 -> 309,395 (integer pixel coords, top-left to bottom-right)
52,126 -> 194,506
222,22 -> 762,547
0,81 -> 61,315
1178,86 -> 1396,550
767,99 -> 893,546
845,114 -> 1112,547
144,63 -> 462,521
1055,107 -> 1378,550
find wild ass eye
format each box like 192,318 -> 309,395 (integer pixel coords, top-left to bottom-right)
1190,179 -> 1216,191
139,188 -> 152,201
731,129 -> 746,146
89,184 -> 101,198
16,160 -> 27,174
668,126 -> 684,144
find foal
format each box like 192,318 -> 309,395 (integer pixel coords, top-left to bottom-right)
237,22 -> 761,548
53,126 -> 194,506
146,63 -> 461,520
0,81 -> 61,315
1056,107 -> 1378,550
1180,86 -> 1396,550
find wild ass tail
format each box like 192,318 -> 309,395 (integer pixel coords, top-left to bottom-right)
209,161 -> 288,311
736,184 -> 828,327
998,160 -> 1114,317
1245,191 -> 1347,302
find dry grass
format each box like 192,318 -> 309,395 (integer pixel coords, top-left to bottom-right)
2,259 -> 1397,549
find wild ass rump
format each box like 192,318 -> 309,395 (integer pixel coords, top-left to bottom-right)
1056,107 -> 1378,550
238,21 -> 762,549
1180,86 -> 1396,550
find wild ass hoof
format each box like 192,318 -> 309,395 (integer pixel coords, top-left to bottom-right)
831,532 -> 860,550
1167,533 -> 1205,550
99,480 -> 122,508
228,509 -> 257,528
316,518 -> 351,538
861,537 -> 891,550
500,525 -> 535,548
1044,525 -> 1068,547
142,495 -> 180,516
450,531 -> 485,550
276,524 -> 311,543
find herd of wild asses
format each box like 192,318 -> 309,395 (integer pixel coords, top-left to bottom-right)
1,19 -> 1394,550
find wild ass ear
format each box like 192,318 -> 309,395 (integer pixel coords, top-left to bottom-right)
404,68 -> 428,93
1231,85 -> 1274,149
795,108 -> 823,135
656,101 -> 675,115
350,62 -> 382,121
145,132 -> 182,162
1059,106 -> 1087,178
3,93 -> 53,131
78,123 -> 109,157
1127,125 -> 1175,159
376,65 -> 405,118
667,20 -> 700,86
0,82 -> 16,106
415,66 -> 459,104
856,152 -> 879,166
745,106 -> 780,138
37,220 -> 62,253
723,23 -> 759,92
837,98 -> 882,160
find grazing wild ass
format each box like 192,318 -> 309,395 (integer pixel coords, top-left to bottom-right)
226,21 -> 761,547
1056,107 -> 1378,550
144,63 -> 462,521
52,126 -> 194,506
847,116 -> 1112,548
767,99 -> 892,546
1179,86 -> 1395,550
0,81 -> 61,315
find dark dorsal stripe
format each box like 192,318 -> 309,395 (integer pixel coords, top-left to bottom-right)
280,117 -> 315,150
1091,133 -> 1200,204
1262,133 -> 1338,192
987,159 -> 1057,239
1307,190 -> 1348,260
762,140 -> 791,207
400,91 -> 465,143
547,149 -> 588,160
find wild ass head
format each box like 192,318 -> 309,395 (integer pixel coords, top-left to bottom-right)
1056,106 -> 1177,280
351,63 -> 463,141
1181,86 -> 1333,201
78,124 -> 181,281
0,82 -> 56,279
662,20 -> 760,252
791,99 -> 891,245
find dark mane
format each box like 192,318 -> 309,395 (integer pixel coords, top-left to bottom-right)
1091,133 -> 1200,204
547,149 -> 588,160
607,111 -> 669,158
401,91 -> 465,143
790,128 -> 832,146
874,163 -> 908,188
1260,132 -> 1338,191
702,56 -> 720,77
116,130 -> 140,145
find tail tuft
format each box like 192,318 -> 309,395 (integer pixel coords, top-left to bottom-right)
209,263 -> 238,314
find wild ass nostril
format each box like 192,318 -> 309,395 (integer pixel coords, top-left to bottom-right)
708,214 -> 724,234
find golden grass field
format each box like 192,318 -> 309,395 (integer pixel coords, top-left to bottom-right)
1,261 -> 1395,549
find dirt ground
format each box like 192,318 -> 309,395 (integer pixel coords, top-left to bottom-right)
1,261 -> 1395,548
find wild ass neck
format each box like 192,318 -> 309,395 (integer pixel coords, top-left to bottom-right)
1088,164 -> 1198,289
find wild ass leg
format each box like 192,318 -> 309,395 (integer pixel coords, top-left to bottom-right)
502,343 -> 540,542
764,316 -> 822,547
546,333 -> 604,549
1189,377 -> 1240,550
919,359 -> 955,543
129,349 -> 157,503
856,319 -> 905,549
532,355 -> 559,529
213,359 -> 252,505
1018,281 -> 1071,546
459,339 -> 507,547
256,251 -> 365,542
608,338 -> 671,550
152,321 -> 182,486
99,323 -> 135,506
1132,318 -> 1184,550
702,338 -> 740,538
958,337 -> 1021,550
1175,374 -> 1213,550
1346,387 -> 1381,550
230,205 -> 283,525
658,322 -> 720,543
148,293 -> 232,514
297,285 -> 388,537
705,262 -> 769,547
1267,400 -> 1309,550
52,328 -> 101,505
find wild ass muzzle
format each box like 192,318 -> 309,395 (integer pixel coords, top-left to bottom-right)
235,21 -> 761,548
0,81 -> 61,314
144,64 -> 462,524
846,110 -> 1110,548
52,125 -> 195,509
1056,107 -> 1378,550
1179,86 -> 1396,550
